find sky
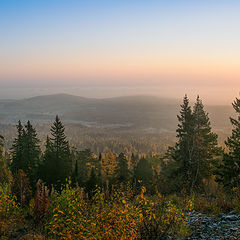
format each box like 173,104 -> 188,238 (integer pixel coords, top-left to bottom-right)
0,0 -> 240,103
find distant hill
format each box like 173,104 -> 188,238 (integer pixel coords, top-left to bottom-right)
0,93 -> 234,133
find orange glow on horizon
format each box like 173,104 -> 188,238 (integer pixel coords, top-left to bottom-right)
1,55 -> 240,85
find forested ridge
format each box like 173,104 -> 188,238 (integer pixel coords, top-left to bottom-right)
1,95 -> 240,239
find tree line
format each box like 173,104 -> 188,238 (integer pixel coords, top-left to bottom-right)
0,95 -> 240,203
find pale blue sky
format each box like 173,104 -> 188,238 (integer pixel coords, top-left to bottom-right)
0,0 -> 240,103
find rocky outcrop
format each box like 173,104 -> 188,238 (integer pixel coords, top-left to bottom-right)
185,211 -> 240,240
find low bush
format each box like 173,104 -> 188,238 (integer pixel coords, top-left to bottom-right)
0,183 -> 21,238
193,194 -> 233,216
46,185 -> 138,240
45,184 -> 192,240
136,187 -> 192,239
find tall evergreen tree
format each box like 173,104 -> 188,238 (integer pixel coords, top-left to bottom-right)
10,121 -> 25,173
162,95 -> 220,193
22,121 -> 41,186
40,136 -> 53,183
86,167 -> 98,194
0,135 -> 11,184
114,152 -> 130,183
75,149 -> 94,186
72,151 -> 79,186
10,121 -> 41,188
42,116 -> 71,188
130,153 -> 138,171
97,153 -> 103,186
163,95 -> 195,192
134,157 -> 153,190
191,96 -> 220,191
0,134 -> 4,156
216,97 -> 240,190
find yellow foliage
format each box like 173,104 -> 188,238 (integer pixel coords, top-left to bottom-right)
0,184 -> 21,236
45,185 -> 192,240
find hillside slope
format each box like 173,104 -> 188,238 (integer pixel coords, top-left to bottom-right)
0,94 -> 234,132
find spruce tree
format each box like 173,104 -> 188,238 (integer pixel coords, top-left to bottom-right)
0,135 -> 11,184
216,97 -> 240,190
22,121 -> 41,186
42,116 -> 71,188
164,95 -> 195,191
134,157 -> 153,190
97,153 -> 103,186
75,149 -> 94,186
191,96 -> 220,191
86,167 -> 98,194
40,136 -> 52,183
10,120 -> 41,188
163,95 -> 220,193
10,120 -> 25,173
130,153 -> 138,171
0,134 -> 3,156
72,153 -> 79,186
114,152 -> 130,183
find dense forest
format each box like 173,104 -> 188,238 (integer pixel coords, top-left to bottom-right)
0,122 -> 176,157
0,94 -> 232,154
1,95 -> 240,239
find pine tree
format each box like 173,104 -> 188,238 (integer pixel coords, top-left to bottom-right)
0,134 -> 3,156
163,95 -> 195,191
162,95 -> 220,193
0,135 -> 11,184
114,152 -> 130,183
72,153 -> 79,186
97,153 -> 103,186
134,157 -> 153,190
10,121 -> 25,173
191,96 -> 220,191
86,167 -> 98,194
130,153 -> 138,171
42,116 -> 71,188
40,136 -> 53,183
22,121 -> 41,186
75,149 -> 94,186
216,97 -> 240,190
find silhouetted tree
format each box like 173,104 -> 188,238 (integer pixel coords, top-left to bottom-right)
22,121 -> 41,186
86,167 -> 98,194
191,96 -> 220,192
10,121 -> 25,173
0,135 -> 12,184
114,152 -> 130,183
162,95 -> 220,193
216,97 -> 240,190
42,116 -> 71,188
134,157 -> 153,190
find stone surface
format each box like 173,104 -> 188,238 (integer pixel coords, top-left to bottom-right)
184,212 -> 240,240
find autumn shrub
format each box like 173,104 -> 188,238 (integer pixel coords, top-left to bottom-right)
193,193 -> 233,216
12,169 -> 32,208
231,186 -> 240,214
0,183 -> 21,237
89,189 -> 139,240
44,181 -> 194,240
136,187 -> 192,239
46,184 -> 139,240
33,180 -> 51,221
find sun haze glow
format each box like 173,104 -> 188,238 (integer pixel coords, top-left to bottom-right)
0,0 -> 240,103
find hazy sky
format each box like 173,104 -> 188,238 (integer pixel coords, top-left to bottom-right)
0,0 -> 240,103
